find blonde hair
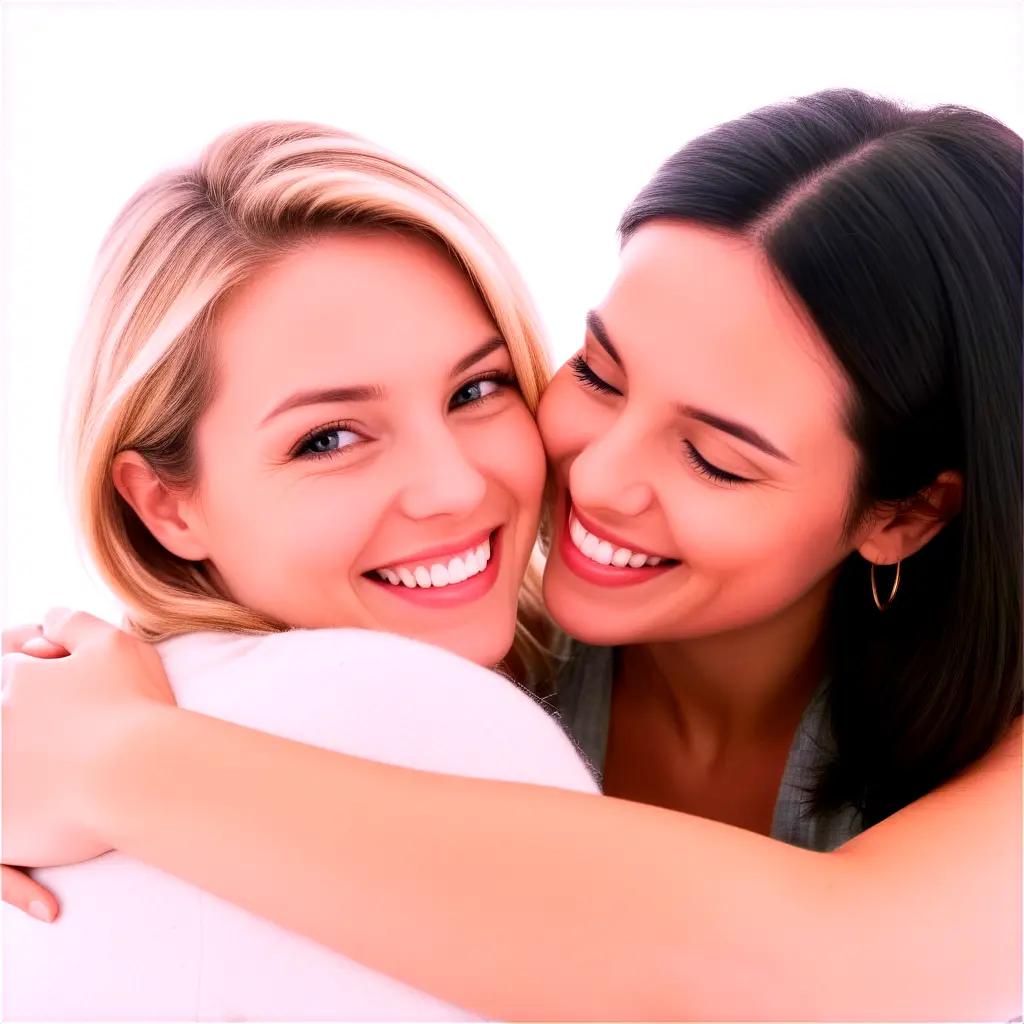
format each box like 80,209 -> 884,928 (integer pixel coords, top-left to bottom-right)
64,120 -> 557,686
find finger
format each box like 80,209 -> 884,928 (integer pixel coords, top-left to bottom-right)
1,866 -> 59,923
20,637 -> 69,659
41,608 -> 116,652
2,624 -> 43,656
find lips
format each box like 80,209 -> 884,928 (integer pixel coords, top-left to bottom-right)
363,528 -> 504,608
568,508 -> 675,568
559,503 -> 679,587
369,535 -> 494,590
366,526 -> 496,576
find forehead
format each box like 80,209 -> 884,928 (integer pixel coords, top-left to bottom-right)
210,230 -> 495,408
604,221 -> 851,450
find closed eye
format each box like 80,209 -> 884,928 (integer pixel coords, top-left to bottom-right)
570,353 -> 750,484
570,354 -> 622,396
683,441 -> 752,485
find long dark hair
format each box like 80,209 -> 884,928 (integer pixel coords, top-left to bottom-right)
620,89 -> 1022,826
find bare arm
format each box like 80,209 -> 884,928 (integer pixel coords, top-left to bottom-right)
6,612 -> 1019,1021
84,704 -> 1020,1021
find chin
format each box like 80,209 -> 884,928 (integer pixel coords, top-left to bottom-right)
412,620 -> 515,671
551,613 -> 631,648
543,592 -> 605,646
541,579 -> 636,648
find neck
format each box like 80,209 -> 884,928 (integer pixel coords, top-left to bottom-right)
619,574 -> 834,750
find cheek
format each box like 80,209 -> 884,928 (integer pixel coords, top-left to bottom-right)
198,463 -> 375,601
537,369 -> 602,466
666,472 -> 853,596
481,405 -> 547,514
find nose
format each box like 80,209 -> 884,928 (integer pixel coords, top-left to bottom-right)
397,422 -> 488,521
568,413 -> 655,519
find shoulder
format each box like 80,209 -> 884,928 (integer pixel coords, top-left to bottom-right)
822,717 -> 1021,1015
925,714 -> 1022,797
157,628 -> 599,793
837,714 -> 1021,859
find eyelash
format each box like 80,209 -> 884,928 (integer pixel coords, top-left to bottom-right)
292,370 -> 519,463
292,419 -> 365,462
569,354 -> 622,396
683,441 -> 750,485
570,353 -> 751,486
449,370 -> 518,411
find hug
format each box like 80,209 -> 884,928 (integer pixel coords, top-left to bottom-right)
3,87 -> 1020,1020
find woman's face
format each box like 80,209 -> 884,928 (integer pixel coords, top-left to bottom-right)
538,221 -> 864,647
177,230 -> 546,666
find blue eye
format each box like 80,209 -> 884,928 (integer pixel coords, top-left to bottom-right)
295,423 -> 363,460
450,372 -> 516,410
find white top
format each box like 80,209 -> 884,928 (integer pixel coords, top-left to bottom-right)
4,628 -> 598,1022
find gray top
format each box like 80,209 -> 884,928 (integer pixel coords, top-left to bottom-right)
554,644 -> 862,852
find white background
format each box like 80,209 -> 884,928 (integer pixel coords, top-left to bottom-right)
2,0 -> 1021,627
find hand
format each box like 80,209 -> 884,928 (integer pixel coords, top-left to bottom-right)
2,865 -> 58,923
2,623 -> 67,919
2,622 -> 67,659
2,608 -> 176,868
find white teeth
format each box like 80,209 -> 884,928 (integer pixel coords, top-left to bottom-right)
570,519 -> 586,547
568,512 -> 669,571
373,537 -> 495,589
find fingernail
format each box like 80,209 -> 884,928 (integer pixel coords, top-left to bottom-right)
28,899 -> 53,922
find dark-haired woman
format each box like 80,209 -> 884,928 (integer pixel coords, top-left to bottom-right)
5,89 -> 1020,1020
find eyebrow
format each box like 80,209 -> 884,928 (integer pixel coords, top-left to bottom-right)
586,310 -> 791,463
259,336 -> 507,426
260,384 -> 386,426
677,405 -> 792,463
450,337 -> 506,377
586,310 -> 623,367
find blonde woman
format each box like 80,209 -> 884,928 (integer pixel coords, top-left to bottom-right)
2,121 -> 597,1020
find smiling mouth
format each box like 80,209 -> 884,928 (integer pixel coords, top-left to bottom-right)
364,529 -> 499,591
567,508 -> 679,570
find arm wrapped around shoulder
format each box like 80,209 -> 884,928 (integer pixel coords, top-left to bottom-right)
4,628 -> 595,1023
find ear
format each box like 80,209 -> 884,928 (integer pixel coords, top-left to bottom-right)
857,469 -> 963,566
111,451 -> 210,561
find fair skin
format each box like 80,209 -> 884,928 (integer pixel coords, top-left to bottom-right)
540,223 -> 965,830
3,224 -> 1019,1019
2,223 -> 549,905
124,228 -> 545,667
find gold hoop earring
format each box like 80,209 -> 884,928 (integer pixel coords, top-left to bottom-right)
870,560 -> 902,612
